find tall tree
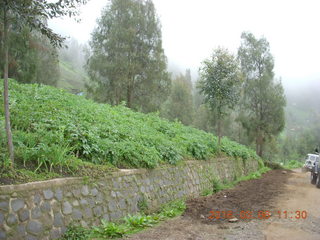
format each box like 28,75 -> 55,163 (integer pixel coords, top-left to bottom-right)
198,47 -> 240,145
0,0 -> 88,167
0,26 -> 60,86
161,72 -> 194,125
238,32 -> 286,157
86,0 -> 170,112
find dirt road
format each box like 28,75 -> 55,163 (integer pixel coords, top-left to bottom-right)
124,169 -> 320,240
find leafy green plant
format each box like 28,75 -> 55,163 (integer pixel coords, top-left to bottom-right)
0,80 -> 260,174
284,160 -> 303,169
201,188 -> 213,196
124,214 -> 158,228
59,225 -> 90,240
93,221 -> 128,238
137,196 -> 149,214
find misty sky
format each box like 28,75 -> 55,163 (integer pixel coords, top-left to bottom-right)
49,0 -> 320,87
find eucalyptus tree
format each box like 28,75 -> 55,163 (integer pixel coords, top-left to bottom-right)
0,0 -> 88,167
198,47 -> 240,146
86,0 -> 170,112
161,72 -> 194,125
238,32 -> 286,157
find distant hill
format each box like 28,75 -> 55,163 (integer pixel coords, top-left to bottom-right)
57,60 -> 89,94
284,80 -> 320,133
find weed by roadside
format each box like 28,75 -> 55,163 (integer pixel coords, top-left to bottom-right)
59,200 -> 186,240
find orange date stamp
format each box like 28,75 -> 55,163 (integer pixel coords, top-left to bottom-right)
208,210 -> 308,220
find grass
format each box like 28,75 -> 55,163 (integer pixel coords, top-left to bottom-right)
59,200 -> 186,240
0,79 -> 260,182
283,160 -> 303,169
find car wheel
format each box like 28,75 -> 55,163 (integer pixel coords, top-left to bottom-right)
311,172 -> 317,184
316,174 -> 320,188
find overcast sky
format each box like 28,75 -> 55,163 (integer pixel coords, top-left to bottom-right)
49,0 -> 320,87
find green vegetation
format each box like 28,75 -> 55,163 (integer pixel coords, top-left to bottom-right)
238,32 -> 286,157
86,0 -> 170,112
60,200 -> 186,240
198,47 -> 240,145
57,60 -> 88,93
283,160 -> 303,169
0,80 -> 259,179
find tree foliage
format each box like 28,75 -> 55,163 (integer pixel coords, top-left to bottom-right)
161,70 -> 194,125
238,32 -> 286,157
86,0 -> 170,112
0,26 -> 60,86
198,47 -> 240,145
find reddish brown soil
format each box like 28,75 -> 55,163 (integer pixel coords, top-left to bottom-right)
184,169 -> 292,223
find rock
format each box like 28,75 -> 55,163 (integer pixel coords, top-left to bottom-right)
81,186 -> 89,196
93,206 -> 103,217
31,207 -> 42,219
25,234 -> 38,240
26,220 -> 43,235
72,209 -> 82,220
200,214 -> 205,219
50,229 -> 61,240
228,217 -> 238,223
43,189 -> 54,200
17,224 -> 26,237
33,194 -> 41,205
62,201 -> 72,215
0,231 -> 6,240
119,199 -> 126,209
0,212 -> 4,225
72,189 -> 81,198
80,199 -> 88,206
55,189 -> 63,201
83,208 -> 93,219
53,212 -> 64,227
72,200 -> 79,207
40,201 -> 51,213
282,171 -> 287,174
11,192 -> 17,197
6,213 -> 18,226
18,209 -> 30,222
0,202 -> 9,212
11,199 -> 25,212
91,188 -> 98,196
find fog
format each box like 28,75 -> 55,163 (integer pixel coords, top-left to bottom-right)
49,0 -> 320,87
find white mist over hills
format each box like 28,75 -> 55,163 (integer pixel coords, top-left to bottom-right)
49,0 -> 320,94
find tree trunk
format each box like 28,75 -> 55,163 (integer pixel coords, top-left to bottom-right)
256,133 -> 263,157
3,6 -> 14,167
217,116 -> 221,146
126,85 -> 132,108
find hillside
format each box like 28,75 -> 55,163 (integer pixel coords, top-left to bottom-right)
0,80 -> 260,178
57,60 -> 89,93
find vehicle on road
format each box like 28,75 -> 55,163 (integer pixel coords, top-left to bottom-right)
308,154 -> 320,187
304,153 -> 318,172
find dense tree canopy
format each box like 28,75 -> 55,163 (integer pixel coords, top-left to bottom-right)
238,32 -> 286,157
198,47 -> 240,145
161,71 -> 194,125
86,0 -> 170,112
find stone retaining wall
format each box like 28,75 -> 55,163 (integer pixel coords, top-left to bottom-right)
0,158 -> 259,240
